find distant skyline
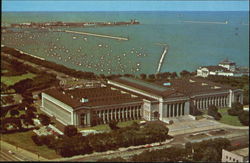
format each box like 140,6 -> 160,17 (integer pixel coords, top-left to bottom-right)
2,1 -> 249,12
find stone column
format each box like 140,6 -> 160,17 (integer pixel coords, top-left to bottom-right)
126,107 -> 129,119
137,107 -> 140,118
176,103 -> 179,116
159,98 -> 164,120
102,111 -> 105,124
179,103 -> 182,116
114,109 -> 116,120
166,104 -> 169,117
173,104 -> 176,117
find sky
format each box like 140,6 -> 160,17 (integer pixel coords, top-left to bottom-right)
2,0 -> 249,12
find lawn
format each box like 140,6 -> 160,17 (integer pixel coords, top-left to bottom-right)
0,130 -> 61,159
218,107 -> 243,126
79,119 -> 142,132
1,73 -> 36,86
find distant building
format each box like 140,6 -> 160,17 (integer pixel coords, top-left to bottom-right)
197,66 -> 234,77
219,59 -> 236,72
197,59 -> 249,77
222,148 -> 249,163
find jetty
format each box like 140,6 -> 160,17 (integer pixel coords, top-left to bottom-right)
180,20 -> 228,25
156,45 -> 168,73
64,30 -> 128,41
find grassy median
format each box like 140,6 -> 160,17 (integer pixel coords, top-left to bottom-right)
78,119 -> 142,132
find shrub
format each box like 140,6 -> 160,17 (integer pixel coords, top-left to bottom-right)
64,125 -> 78,137
238,111 -> 249,126
108,120 -> 120,130
10,109 -> 19,117
38,114 -> 51,126
31,135 -> 43,146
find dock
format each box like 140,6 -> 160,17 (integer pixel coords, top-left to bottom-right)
180,20 -> 228,25
156,45 -> 168,73
64,30 -> 128,41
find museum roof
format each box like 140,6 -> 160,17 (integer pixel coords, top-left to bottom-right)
155,77 -> 235,97
111,77 -> 184,98
43,86 -> 142,109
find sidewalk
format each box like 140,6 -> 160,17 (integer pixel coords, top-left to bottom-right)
0,140 -> 48,161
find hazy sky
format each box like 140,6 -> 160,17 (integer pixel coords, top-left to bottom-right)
2,1 -> 249,12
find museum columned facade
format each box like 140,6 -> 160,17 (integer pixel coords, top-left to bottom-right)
41,77 -> 243,126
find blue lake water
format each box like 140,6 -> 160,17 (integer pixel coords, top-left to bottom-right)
2,11 -> 249,75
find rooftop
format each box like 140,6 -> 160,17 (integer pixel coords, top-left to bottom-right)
155,77 -> 234,97
43,86 -> 142,109
231,148 -> 249,157
111,77 -> 182,98
219,59 -> 236,65
200,66 -> 231,72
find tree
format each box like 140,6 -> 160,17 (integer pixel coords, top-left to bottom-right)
38,114 -> 51,126
108,120 -> 120,130
28,106 -> 37,112
232,102 -> 243,110
238,111 -> 249,126
185,142 -> 193,154
26,109 -> 36,119
228,102 -> 244,116
148,74 -> 155,80
208,105 -> 221,120
201,147 -> 220,162
64,125 -> 78,137
170,72 -> 178,79
31,135 -> 43,146
180,70 -> 191,78
10,78 -> 33,94
140,74 -> 147,80
10,109 -> 19,117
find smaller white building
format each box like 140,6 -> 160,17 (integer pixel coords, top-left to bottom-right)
197,66 -> 233,78
196,59 -> 247,78
218,59 -> 236,72
222,148 -> 249,163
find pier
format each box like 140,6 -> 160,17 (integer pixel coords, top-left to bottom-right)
180,20 -> 228,25
156,45 -> 168,73
64,30 -> 128,41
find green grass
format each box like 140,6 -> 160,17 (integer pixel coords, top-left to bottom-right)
79,120 -> 142,132
218,107 -> 243,126
1,73 -> 36,86
0,130 -> 61,159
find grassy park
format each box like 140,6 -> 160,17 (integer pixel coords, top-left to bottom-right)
218,108 -> 243,126
1,73 -> 36,86
0,131 -> 61,159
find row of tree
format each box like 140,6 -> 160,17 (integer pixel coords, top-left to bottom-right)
31,122 -> 170,157
2,46 -> 96,80
97,138 -> 232,162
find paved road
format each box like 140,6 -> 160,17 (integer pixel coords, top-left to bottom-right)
0,140 -> 47,161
